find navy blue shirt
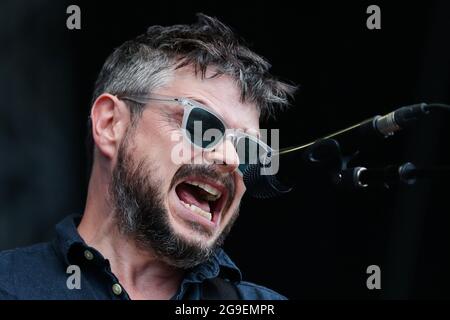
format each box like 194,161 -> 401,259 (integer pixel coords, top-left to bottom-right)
0,215 -> 286,300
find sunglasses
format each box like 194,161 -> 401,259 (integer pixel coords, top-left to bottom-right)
117,94 -> 273,175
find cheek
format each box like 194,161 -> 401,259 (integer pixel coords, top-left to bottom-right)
132,127 -> 180,183
228,173 -> 246,208
138,114 -> 202,166
168,133 -> 204,165
235,177 -> 246,203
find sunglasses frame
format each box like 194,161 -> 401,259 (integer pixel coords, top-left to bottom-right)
117,93 -> 273,175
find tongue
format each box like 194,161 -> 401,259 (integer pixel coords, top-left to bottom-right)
176,183 -> 211,213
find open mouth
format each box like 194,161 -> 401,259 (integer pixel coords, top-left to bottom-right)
174,178 -> 228,226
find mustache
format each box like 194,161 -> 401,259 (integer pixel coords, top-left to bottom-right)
170,164 -> 235,199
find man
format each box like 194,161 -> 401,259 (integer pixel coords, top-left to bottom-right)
0,14 -> 296,300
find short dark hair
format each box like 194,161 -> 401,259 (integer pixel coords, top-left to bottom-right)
87,13 -> 296,161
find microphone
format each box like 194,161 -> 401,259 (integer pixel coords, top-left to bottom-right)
317,103 -> 430,155
243,102 -> 447,199
372,103 -> 430,136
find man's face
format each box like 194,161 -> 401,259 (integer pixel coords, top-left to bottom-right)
110,66 -> 260,268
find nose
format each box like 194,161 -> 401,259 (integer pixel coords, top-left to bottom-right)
204,138 -> 240,174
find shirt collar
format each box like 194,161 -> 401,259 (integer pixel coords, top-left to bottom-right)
52,214 -> 85,266
52,214 -> 242,282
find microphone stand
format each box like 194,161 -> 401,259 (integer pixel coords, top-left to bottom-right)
336,163 -> 450,189
243,102 -> 450,198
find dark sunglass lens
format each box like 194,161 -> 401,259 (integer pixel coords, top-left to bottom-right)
186,107 -> 225,148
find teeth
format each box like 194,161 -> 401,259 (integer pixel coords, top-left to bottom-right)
185,181 -> 222,200
181,201 -> 212,221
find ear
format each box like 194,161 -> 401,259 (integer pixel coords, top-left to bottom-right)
90,93 -> 130,159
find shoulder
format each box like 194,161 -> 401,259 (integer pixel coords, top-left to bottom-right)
0,242 -> 57,268
235,281 -> 288,300
212,249 -> 287,300
0,242 -> 64,298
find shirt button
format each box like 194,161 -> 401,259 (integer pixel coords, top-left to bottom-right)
112,283 -> 123,295
84,250 -> 94,261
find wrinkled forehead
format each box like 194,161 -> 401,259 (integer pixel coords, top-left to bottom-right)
155,65 -> 261,132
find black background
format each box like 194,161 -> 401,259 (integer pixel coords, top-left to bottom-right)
0,0 -> 449,299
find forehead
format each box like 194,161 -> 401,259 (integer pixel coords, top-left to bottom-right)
156,66 -> 260,131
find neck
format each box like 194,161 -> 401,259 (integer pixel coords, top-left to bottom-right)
78,161 -> 183,300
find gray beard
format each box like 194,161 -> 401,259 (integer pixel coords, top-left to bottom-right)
109,136 -> 238,269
